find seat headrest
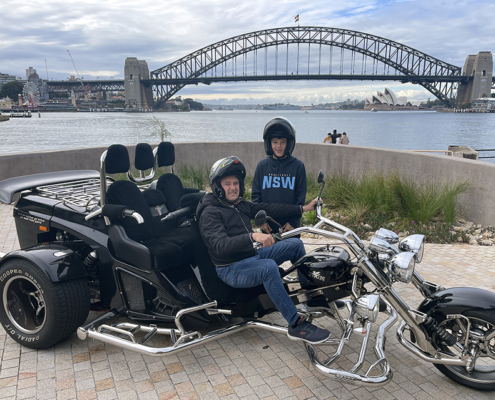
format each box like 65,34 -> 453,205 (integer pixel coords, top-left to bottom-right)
157,142 -> 175,167
105,144 -> 130,174
135,143 -> 155,171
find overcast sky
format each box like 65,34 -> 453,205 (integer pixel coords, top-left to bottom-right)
0,0 -> 493,104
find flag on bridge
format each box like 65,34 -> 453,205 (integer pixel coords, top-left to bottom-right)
294,14 -> 299,23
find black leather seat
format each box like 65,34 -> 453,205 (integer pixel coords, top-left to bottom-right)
153,142 -> 201,213
104,144 -> 189,271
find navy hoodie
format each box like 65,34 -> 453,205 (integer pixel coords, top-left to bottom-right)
252,155 -> 306,231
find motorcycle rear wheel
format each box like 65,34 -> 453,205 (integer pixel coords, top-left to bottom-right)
433,315 -> 495,391
0,259 -> 90,349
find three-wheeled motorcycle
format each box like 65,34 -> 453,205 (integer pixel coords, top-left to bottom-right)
1,142 -> 495,390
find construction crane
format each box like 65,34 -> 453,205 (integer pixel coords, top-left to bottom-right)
67,50 -> 90,99
45,59 -> 49,80
311,96 -> 318,107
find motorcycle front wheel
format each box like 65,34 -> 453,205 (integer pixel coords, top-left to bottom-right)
433,315 -> 495,391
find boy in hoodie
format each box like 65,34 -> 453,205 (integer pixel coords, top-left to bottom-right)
252,117 -> 306,235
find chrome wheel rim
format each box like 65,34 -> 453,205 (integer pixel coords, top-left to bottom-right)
438,317 -> 495,384
3,276 -> 46,334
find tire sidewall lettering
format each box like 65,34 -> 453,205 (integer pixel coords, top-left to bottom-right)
0,268 -> 43,292
0,265 -> 45,342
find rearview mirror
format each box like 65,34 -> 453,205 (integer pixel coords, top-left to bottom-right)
254,210 -> 267,227
317,171 -> 324,183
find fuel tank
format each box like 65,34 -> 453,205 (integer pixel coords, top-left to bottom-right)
295,245 -> 352,285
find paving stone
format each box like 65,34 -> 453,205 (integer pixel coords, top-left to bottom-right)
114,379 -> 135,393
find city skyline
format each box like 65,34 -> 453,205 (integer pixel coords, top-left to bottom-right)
0,0 -> 493,105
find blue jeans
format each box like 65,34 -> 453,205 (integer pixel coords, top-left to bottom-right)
216,238 -> 305,326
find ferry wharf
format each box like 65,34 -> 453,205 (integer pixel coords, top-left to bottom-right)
0,201 -> 494,400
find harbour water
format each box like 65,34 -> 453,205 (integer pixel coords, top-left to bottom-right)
1,110 -> 494,161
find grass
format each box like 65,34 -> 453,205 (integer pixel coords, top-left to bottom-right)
319,173 -> 468,230
176,165 -> 210,191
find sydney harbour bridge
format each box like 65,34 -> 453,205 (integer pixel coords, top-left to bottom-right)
47,26 -> 494,109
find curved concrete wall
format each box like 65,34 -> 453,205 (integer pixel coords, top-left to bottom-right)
1,142 -> 494,225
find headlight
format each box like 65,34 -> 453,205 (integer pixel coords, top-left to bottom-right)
353,294 -> 380,322
389,252 -> 415,283
374,228 -> 399,244
399,234 -> 425,263
369,236 -> 399,255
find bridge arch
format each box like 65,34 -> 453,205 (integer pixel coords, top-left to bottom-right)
151,26 -> 461,108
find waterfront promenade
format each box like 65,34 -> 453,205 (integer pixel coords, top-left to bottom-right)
1,201 -> 495,400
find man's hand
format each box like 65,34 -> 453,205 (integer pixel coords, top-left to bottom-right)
260,222 -> 272,233
302,198 -> 319,213
282,222 -> 294,232
252,232 -> 275,247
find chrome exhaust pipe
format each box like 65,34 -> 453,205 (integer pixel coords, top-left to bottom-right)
78,320 -> 288,357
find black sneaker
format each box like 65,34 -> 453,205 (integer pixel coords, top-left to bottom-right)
287,318 -> 331,344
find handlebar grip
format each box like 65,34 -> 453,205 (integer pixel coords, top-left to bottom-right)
161,206 -> 193,223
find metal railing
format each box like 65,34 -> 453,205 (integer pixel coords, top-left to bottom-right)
474,149 -> 495,159
407,150 -> 453,156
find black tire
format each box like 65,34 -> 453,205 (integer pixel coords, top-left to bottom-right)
433,314 -> 495,391
0,258 -> 90,349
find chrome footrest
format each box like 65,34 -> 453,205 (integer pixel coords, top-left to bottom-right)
306,306 -> 398,387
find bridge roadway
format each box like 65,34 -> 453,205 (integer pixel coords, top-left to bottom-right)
0,200 -> 495,399
47,74 -> 482,92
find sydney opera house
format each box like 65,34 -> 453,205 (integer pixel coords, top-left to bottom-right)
364,88 -> 419,111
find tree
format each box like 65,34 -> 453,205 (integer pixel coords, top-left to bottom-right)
0,81 -> 24,100
183,98 -> 204,110
148,115 -> 172,142
460,102 -> 471,109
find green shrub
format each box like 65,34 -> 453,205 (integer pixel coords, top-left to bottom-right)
176,165 -> 210,190
111,164 -> 469,244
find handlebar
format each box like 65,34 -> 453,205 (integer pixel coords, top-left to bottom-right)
253,233 -> 282,250
161,206 -> 193,223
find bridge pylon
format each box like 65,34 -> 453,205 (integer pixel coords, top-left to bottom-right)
457,52 -> 493,107
124,58 -> 153,110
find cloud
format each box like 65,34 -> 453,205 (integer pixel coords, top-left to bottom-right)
0,0 -> 493,103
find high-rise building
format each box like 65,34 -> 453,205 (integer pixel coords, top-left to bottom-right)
0,73 -> 17,92
26,67 -> 37,80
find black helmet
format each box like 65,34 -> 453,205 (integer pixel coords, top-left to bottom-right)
209,156 -> 246,198
263,117 -> 296,156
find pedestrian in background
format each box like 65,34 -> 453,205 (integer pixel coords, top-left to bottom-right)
330,129 -> 338,144
336,134 -> 342,145
323,133 -> 332,144
341,132 -> 349,145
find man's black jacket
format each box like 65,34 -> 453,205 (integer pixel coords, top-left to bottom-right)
197,193 -> 303,267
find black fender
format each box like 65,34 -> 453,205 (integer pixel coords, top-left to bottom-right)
418,287 -> 495,323
0,244 -> 88,283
